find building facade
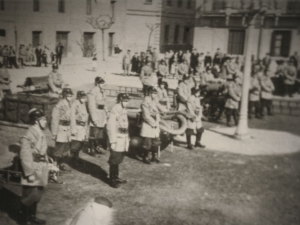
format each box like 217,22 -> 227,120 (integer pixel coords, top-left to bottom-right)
193,0 -> 300,60
0,0 -> 196,58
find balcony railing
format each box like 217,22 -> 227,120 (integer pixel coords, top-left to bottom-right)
286,0 -> 300,13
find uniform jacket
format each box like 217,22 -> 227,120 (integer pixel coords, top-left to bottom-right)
19,48 -> 27,59
284,65 -> 297,85
48,71 -> 64,96
20,125 -> 49,187
156,87 -> 170,110
177,63 -> 189,76
35,48 -> 43,57
187,95 -> 202,130
157,64 -> 168,77
225,81 -> 241,109
122,53 -> 132,65
140,96 -> 166,138
71,100 -> 89,142
87,86 -> 107,128
106,103 -> 129,152
183,53 -> 191,65
260,76 -> 274,100
51,99 -> 72,143
140,65 -> 155,86
249,76 -> 261,101
177,81 -> 191,111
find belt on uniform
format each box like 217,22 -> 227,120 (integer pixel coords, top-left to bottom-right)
59,120 -> 70,126
118,128 -> 128,134
159,100 -> 167,106
97,105 -> 105,110
54,84 -> 62,88
76,120 -> 86,126
32,154 -> 47,163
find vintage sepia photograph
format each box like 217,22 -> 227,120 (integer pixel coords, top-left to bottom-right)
0,0 -> 300,224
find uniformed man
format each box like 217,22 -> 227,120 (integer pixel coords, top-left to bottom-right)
51,88 -> 73,171
140,61 -> 154,96
224,74 -> 241,126
177,75 -> 192,111
260,69 -> 275,117
156,80 -> 170,111
106,93 -> 130,188
19,108 -> 48,225
140,86 -> 167,164
70,91 -> 89,165
48,63 -> 65,98
87,76 -> 107,156
186,87 -> 206,150
249,72 -> 261,119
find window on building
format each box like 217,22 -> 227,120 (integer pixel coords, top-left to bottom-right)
183,26 -> 190,43
270,31 -> 291,57
228,30 -> 245,55
164,25 -> 170,43
0,0 -> 4,10
33,0 -> 39,12
145,0 -> 152,4
187,0 -> 192,9
177,0 -> 182,7
174,25 -> 180,43
32,31 -> 42,48
87,0 -> 92,15
167,0 -> 172,6
58,0 -> 65,13
287,0 -> 300,13
212,0 -> 225,11
0,29 -> 6,37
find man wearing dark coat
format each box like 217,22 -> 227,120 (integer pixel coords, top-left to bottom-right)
56,42 -> 64,65
190,48 -> 199,74
35,45 -> 43,67
131,52 -> 140,74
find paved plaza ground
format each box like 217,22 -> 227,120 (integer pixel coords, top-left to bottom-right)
0,58 -> 300,225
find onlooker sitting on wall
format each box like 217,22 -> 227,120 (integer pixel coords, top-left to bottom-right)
283,59 -> 297,97
260,69 -> 275,117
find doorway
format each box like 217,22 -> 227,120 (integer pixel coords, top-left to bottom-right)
108,32 -> 114,56
84,32 -> 95,57
56,31 -> 69,57
32,31 -> 42,48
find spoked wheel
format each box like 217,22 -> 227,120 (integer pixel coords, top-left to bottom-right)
202,98 -> 222,121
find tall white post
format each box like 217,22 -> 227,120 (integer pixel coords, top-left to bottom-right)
234,14 -> 257,140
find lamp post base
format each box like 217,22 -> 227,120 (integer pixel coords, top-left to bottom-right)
234,132 -> 251,140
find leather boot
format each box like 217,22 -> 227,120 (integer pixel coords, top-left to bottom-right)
195,132 -> 206,148
142,151 -> 151,164
29,203 -> 46,225
115,165 -> 127,184
89,139 -> 96,157
110,165 -> 120,189
151,150 -> 160,163
73,151 -> 82,166
226,114 -> 231,127
186,134 -> 193,150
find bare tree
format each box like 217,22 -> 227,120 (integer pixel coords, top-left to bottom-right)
86,14 -> 115,61
146,23 -> 160,50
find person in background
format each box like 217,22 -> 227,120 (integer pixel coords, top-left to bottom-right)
183,49 -> 191,67
114,45 -> 122,54
2,45 -> 9,68
248,71 -> 261,119
92,54 -> 97,71
107,93 -> 130,188
290,52 -> 299,69
8,46 -> 17,69
224,74 -> 241,127
262,53 -> 272,71
170,58 -> 178,79
177,75 -> 192,111
190,48 -> 199,75
19,108 -> 49,225
186,87 -> 206,150
156,80 -> 170,111
213,48 -> 223,66
48,64 -> 65,98
122,50 -> 132,76
56,42 -> 64,65
19,44 -> 27,68
283,59 -> 297,97
177,60 -> 189,80
204,52 -> 212,68
138,52 -> 146,74
51,88 -> 73,174
41,50 -> 48,67
0,68 -> 12,95
35,45 -> 43,67
152,48 -> 159,71
140,61 -> 154,96
87,77 -> 108,157
157,60 -> 168,80
146,49 -> 153,63
131,52 -> 140,75
177,50 -> 184,64
260,69 -> 275,117
70,91 -> 89,166
26,44 -> 35,66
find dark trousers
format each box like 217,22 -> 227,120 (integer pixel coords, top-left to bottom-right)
70,140 -> 84,155
261,99 -> 273,116
53,142 -> 70,158
143,84 -> 150,96
18,58 -> 26,67
8,57 -> 17,68
225,108 -> 238,125
56,54 -> 62,65
36,54 -> 41,67
284,84 -> 294,97
21,186 -> 44,206
42,56 -> 47,67
248,101 -> 260,118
